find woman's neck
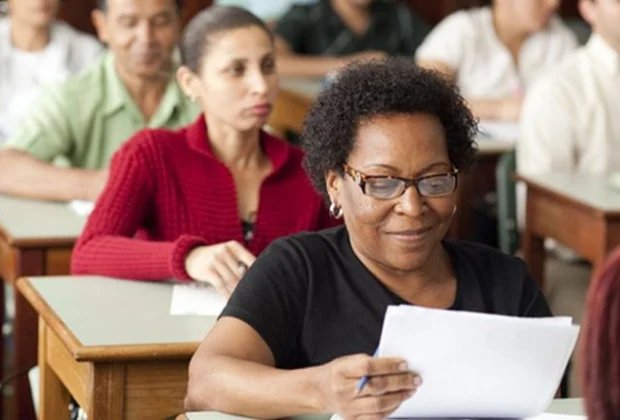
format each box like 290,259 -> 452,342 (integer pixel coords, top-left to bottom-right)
206,117 -> 265,170
11,20 -> 50,52
356,242 -> 455,307
492,8 -> 530,65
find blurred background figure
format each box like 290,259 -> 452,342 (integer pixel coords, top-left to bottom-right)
0,0 -> 102,143
0,0 -> 198,203
273,0 -> 429,78
416,0 -> 577,122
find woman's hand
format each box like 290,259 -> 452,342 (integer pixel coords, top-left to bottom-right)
318,354 -> 422,420
184,241 -> 256,296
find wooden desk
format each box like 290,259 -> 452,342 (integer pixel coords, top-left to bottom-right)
270,78 -> 514,243
518,173 -> 620,287
0,195 -> 86,420
17,275 -> 216,420
181,398 -> 584,419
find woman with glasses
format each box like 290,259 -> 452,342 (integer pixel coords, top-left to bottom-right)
184,59 -> 552,417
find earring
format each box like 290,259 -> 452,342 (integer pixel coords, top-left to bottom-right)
452,205 -> 458,216
329,202 -> 343,219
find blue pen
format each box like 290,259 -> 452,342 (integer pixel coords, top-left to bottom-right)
355,348 -> 379,395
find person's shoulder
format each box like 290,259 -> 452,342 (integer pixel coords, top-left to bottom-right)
441,7 -> 486,31
114,123 -> 190,163
526,46 -> 588,103
279,0 -> 320,21
445,240 -> 528,276
269,225 -> 346,258
52,20 -> 101,48
50,53 -> 108,99
545,15 -> 579,44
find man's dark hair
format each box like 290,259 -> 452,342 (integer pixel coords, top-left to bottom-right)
301,58 -> 479,202
96,0 -> 183,11
181,6 -> 273,74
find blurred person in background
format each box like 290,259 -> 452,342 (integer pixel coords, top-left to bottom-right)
0,0 -> 102,143
273,0 -> 429,78
0,0 -> 199,202
416,0 -> 577,122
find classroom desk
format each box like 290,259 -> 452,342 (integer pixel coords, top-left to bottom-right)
17,275 -> 216,420
269,77 -> 514,242
518,173 -> 620,287
180,398 -> 584,420
0,195 -> 86,420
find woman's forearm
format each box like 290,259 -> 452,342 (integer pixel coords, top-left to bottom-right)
185,354 -> 327,418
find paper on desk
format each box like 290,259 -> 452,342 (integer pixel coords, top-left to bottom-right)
526,414 -> 586,420
378,305 -> 579,419
478,120 -> 520,143
169,284 -> 228,316
68,200 -> 95,216
330,410 -> 585,420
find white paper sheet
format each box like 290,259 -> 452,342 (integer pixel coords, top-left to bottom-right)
478,120 -> 520,143
331,412 -> 585,420
169,284 -> 228,316
68,200 -> 95,216
379,305 -> 579,419
526,414 -> 586,420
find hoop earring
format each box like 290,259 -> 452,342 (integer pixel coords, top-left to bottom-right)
329,202 -> 343,219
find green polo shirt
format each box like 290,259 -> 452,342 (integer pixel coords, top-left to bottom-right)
5,52 -> 200,169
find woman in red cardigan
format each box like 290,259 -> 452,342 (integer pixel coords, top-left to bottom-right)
71,6 -> 338,296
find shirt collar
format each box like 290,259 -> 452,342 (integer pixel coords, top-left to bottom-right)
102,52 -> 186,124
186,114 -> 293,174
587,33 -> 620,76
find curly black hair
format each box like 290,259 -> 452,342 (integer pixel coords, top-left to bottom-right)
301,58 -> 478,201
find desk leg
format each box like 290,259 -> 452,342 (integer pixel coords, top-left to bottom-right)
14,249 -> 43,420
38,319 -> 70,420
522,230 -> 546,288
88,363 -> 125,420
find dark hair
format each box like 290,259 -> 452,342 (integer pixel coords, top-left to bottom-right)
301,58 -> 478,201
180,6 -> 273,74
582,248 -> 620,420
96,0 -> 183,11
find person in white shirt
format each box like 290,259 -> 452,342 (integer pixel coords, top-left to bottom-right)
518,0 -> 620,179
0,0 -> 103,143
416,0 -> 578,122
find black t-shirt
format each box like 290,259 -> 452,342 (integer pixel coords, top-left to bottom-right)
221,226 -> 552,369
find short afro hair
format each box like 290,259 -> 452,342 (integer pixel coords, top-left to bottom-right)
301,58 -> 478,201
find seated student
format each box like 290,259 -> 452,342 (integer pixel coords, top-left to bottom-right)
0,0 -> 102,143
416,0 -> 578,122
273,0 -> 429,77
183,59 -> 552,417
71,6 -> 338,295
0,0 -> 199,202
582,247 -> 620,420
518,0 -> 620,179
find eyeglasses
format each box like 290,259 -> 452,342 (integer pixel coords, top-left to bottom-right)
342,163 -> 458,200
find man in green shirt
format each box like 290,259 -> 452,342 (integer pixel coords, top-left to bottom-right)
0,0 -> 199,202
